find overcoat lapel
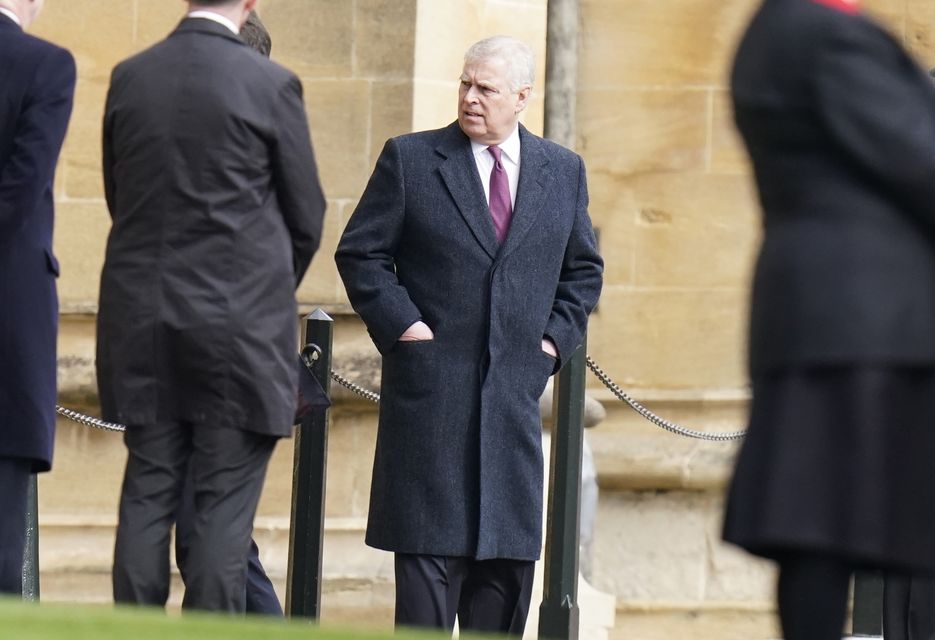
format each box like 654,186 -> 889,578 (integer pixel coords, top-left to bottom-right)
498,125 -> 552,262
436,124 -> 499,260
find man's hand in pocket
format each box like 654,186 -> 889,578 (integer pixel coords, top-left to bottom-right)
399,321 -> 434,342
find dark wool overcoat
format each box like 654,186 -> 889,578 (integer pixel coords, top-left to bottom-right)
724,0 -> 935,571
96,19 -> 325,436
736,0 -> 935,374
335,122 -> 603,561
0,13 -> 75,472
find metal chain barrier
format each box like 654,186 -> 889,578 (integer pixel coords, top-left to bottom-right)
330,370 -> 381,403
55,405 -> 126,433
56,355 -> 747,441
585,355 -> 747,442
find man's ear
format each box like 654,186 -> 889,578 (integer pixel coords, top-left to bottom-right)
239,0 -> 258,28
515,86 -> 531,113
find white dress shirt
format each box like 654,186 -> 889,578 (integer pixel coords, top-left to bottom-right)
0,7 -> 21,26
470,125 -> 521,209
187,10 -> 239,35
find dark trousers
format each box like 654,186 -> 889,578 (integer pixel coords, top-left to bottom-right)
394,553 -> 535,636
884,573 -> 935,640
776,552 -> 854,640
175,462 -> 282,616
0,458 -> 31,595
112,420 -> 277,612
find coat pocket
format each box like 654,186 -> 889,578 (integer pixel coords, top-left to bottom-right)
44,249 -> 60,277
531,348 -> 557,399
538,348 -> 557,376
383,339 -> 438,402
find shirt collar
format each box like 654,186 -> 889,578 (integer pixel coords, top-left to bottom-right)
470,125 -> 521,165
0,7 -> 22,27
186,10 -> 239,35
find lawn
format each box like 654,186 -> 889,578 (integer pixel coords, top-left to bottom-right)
0,599 -> 438,640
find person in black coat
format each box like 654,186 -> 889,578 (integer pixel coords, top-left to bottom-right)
0,0 -> 75,595
722,0 -> 935,638
336,36 -> 602,635
170,9 -> 281,616
98,0 -> 325,612
876,61 -> 935,640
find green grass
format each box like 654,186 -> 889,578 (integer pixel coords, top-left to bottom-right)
0,599 -> 442,640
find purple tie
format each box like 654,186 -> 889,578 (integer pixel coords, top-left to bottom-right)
487,146 -> 513,244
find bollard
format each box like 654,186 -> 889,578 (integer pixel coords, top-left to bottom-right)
538,338 -> 586,640
285,309 -> 333,620
21,474 -> 39,601
851,571 -> 883,637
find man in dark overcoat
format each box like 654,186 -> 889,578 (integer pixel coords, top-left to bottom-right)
335,35 -> 603,635
97,0 -> 325,612
0,0 -> 75,595
169,9 -> 282,616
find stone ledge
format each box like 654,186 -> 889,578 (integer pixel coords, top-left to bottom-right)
610,608 -> 780,640
589,392 -> 746,491
35,515 -> 382,579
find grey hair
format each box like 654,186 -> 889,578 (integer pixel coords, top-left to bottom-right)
464,36 -> 535,93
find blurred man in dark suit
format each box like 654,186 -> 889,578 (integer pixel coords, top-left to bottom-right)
98,0 -> 325,612
170,9 -> 282,616
0,0 -> 75,595
723,1 -> 935,639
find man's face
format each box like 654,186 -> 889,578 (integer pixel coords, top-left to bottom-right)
458,56 -> 529,146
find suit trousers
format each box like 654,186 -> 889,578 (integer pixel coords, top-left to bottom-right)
175,460 -> 282,615
112,420 -> 277,612
394,553 -> 535,636
0,458 -> 31,594
884,573 -> 935,640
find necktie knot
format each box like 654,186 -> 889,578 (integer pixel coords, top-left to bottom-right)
487,145 -> 502,164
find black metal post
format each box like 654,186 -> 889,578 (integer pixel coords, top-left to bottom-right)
285,309 -> 333,619
22,474 -> 39,601
852,571 -> 883,637
538,338 -> 586,640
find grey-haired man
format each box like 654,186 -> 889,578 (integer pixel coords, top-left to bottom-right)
337,35 -> 602,635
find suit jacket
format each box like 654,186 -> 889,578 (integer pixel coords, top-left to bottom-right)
733,0 -> 935,374
335,122 -> 603,560
97,18 -> 326,436
0,14 -> 75,472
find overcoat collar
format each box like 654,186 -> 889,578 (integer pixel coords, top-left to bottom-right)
809,0 -> 860,15
0,11 -> 21,31
436,122 -> 553,261
170,16 -> 247,47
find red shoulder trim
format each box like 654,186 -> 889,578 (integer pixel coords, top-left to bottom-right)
810,0 -> 860,15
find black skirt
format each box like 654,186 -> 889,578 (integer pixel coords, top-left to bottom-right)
723,365 -> 935,572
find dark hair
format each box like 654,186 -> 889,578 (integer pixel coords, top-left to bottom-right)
240,11 -> 271,57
